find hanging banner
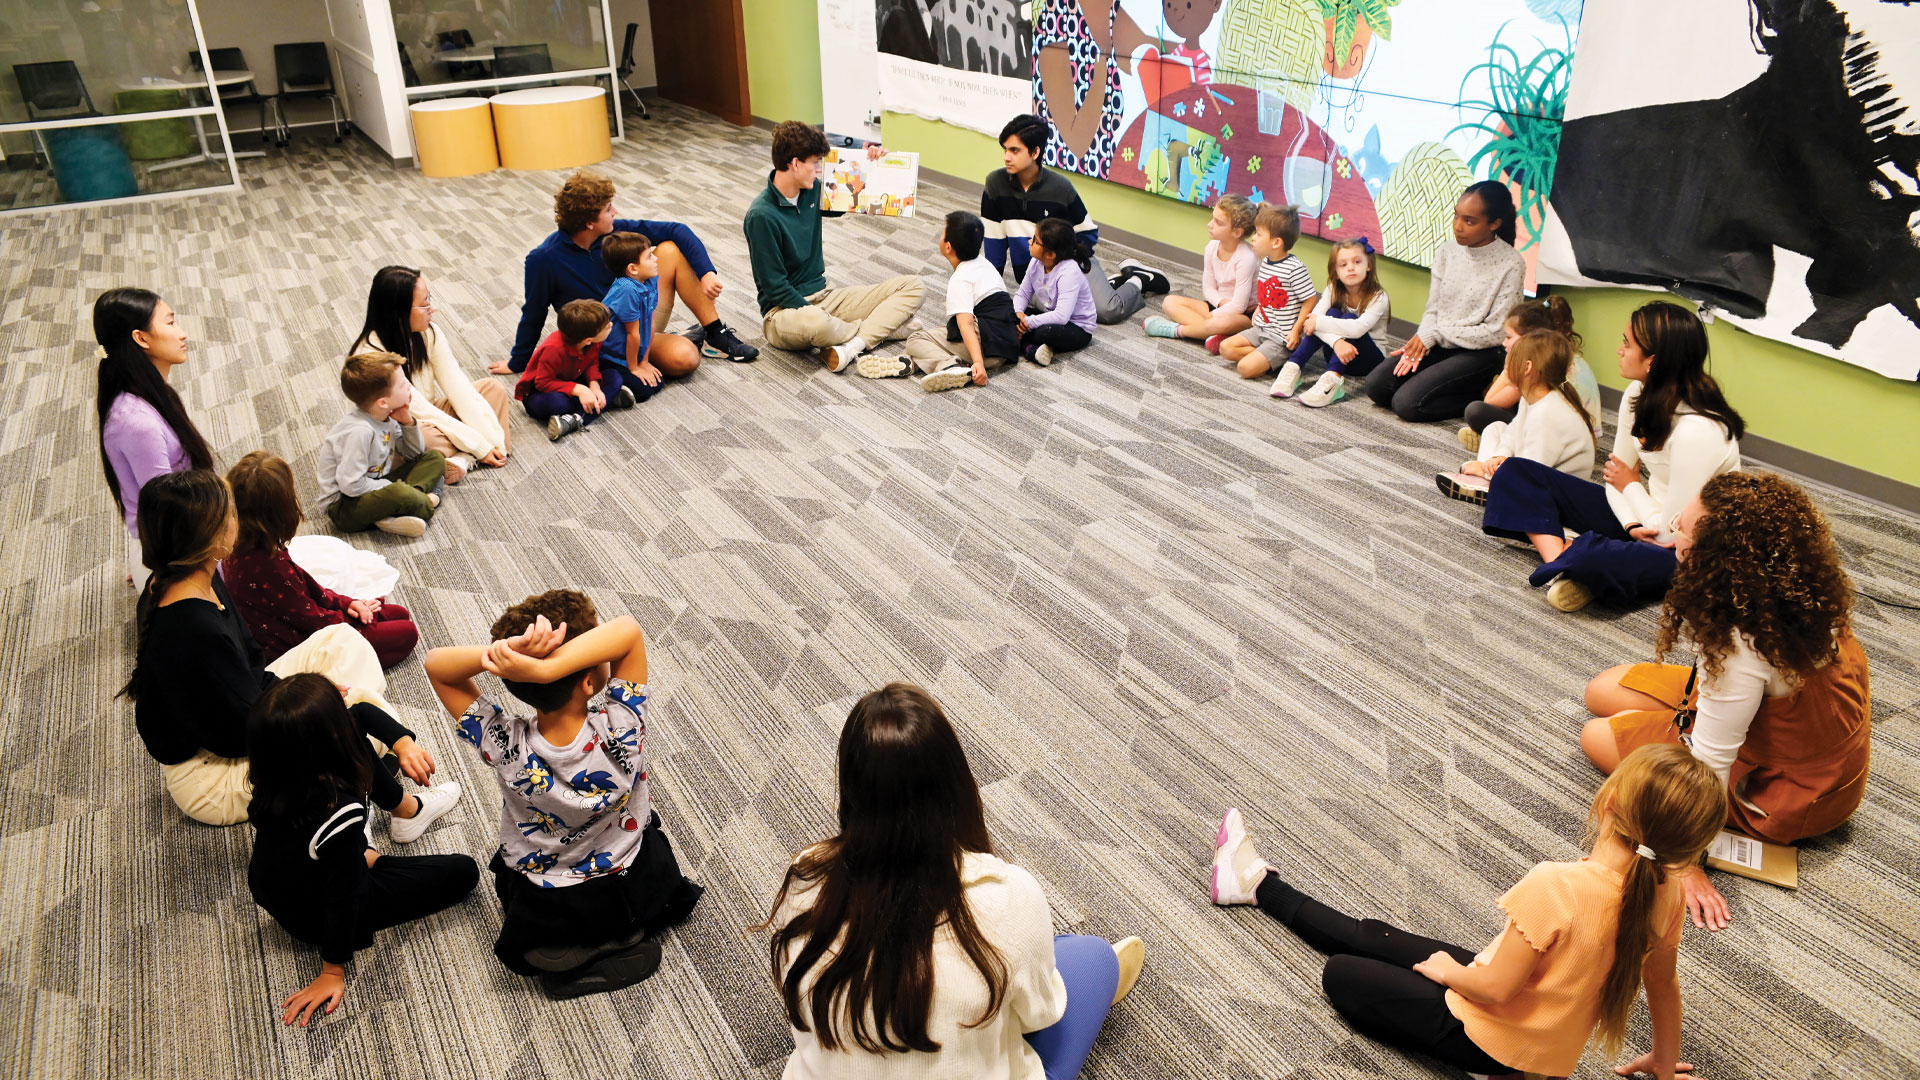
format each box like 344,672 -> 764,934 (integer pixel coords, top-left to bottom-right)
1537,0 -> 1920,381
875,0 -> 1034,136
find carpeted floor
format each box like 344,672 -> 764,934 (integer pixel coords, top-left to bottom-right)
2,103 -> 1917,1080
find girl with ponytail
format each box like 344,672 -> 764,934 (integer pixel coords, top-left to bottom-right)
1438,329 -> 1598,503
125,470 -> 457,831
94,288 -> 214,587
1208,742 -> 1724,1080
1461,295 -> 1603,450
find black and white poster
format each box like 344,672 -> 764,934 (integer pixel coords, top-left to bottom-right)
873,0 -> 1034,136
1537,0 -> 1920,380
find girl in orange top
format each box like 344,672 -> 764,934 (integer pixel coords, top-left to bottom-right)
1210,744 -> 1726,1080
1581,472 -> 1870,932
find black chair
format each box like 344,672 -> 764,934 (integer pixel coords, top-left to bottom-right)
189,48 -> 273,147
397,40 -> 421,87
616,22 -> 648,119
435,29 -> 487,81
13,61 -> 99,170
271,41 -> 345,145
491,43 -> 552,80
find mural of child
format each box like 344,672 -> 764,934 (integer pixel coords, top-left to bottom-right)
1033,0 -> 1157,178
1160,0 -> 1222,88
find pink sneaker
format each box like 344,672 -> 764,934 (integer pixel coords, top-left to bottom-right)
1209,808 -> 1271,905
1204,333 -> 1225,354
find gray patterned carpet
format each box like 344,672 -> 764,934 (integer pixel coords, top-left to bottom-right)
2,104 -> 1918,1080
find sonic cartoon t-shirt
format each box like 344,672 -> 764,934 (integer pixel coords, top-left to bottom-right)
456,680 -> 650,888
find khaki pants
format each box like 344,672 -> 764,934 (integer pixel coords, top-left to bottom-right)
899,328 -> 1009,374
421,379 -> 512,460
762,275 -> 927,355
159,624 -> 395,826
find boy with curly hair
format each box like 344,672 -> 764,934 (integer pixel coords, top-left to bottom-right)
424,590 -> 702,998
497,169 -> 754,374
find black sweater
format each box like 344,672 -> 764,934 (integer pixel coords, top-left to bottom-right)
133,576 -> 276,765
249,797 -> 371,964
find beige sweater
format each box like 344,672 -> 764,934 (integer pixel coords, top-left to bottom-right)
365,325 -> 504,458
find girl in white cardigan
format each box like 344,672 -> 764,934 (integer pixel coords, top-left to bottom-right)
1437,328 -> 1596,503
761,684 -> 1143,1080
1479,302 -> 1744,612
350,266 -> 510,484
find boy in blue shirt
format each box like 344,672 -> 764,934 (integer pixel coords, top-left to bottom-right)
600,232 -> 667,401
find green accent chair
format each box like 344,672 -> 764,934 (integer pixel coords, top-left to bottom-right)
114,88 -> 196,160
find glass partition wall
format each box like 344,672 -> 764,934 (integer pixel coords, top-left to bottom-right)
392,0 -> 623,139
0,0 -> 238,215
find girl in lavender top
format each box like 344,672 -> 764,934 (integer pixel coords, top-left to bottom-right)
94,288 -> 214,588
1013,218 -> 1099,367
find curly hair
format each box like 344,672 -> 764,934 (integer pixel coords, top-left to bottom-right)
1657,472 -> 1852,683
490,589 -> 601,713
554,170 -> 615,234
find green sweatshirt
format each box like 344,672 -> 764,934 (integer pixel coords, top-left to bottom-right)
743,170 -> 839,315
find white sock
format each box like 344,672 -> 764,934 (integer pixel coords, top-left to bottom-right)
832,336 -> 867,369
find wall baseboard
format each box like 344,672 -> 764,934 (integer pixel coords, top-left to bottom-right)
917,163 -> 1920,513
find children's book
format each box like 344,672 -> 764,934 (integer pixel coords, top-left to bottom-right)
1705,829 -> 1798,888
820,148 -> 919,217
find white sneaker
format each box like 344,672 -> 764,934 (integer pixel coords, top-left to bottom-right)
921,367 -> 973,393
1297,370 -> 1345,408
825,336 -> 867,373
374,516 -> 426,537
1268,361 -> 1302,399
1546,575 -> 1594,613
1032,344 -> 1056,367
1457,425 -> 1481,454
547,413 -> 584,441
390,782 -> 461,843
1209,808 -> 1271,905
855,353 -> 908,379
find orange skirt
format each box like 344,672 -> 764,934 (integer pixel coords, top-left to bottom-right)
1607,662 -> 1696,756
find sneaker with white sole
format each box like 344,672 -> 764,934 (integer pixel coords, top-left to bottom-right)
390,782 -> 461,843
921,367 -> 974,393
1209,808 -> 1271,905
1458,425 -> 1481,454
1032,344 -> 1056,367
374,516 -> 427,537
1141,315 -> 1180,338
547,413 -> 584,441
1111,936 -> 1145,1005
1118,258 -> 1171,295
854,353 -> 909,379
1297,370 -> 1345,408
1547,575 -> 1594,612
1436,471 -> 1491,505
611,385 -> 636,409
825,337 -> 867,373
700,323 -> 759,362
1268,361 -> 1303,399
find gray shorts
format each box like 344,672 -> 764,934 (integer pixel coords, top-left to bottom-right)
1243,323 -> 1292,362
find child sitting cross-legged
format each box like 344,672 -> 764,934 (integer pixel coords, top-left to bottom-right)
317,352 -> 445,538
1012,217 -> 1098,366
514,299 -> 628,443
856,211 -> 1023,392
1218,203 -> 1316,383
424,590 -> 703,999
225,451 -> 420,670
1436,329 -> 1597,505
1142,193 -> 1258,352
1282,238 -> 1392,407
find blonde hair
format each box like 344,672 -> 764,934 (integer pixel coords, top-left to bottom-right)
1506,330 -> 1593,433
340,351 -> 403,408
1324,239 -> 1383,316
1213,194 -> 1256,239
1586,745 -> 1727,1056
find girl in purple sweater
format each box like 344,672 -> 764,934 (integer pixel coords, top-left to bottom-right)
1014,218 -> 1100,367
94,288 -> 214,588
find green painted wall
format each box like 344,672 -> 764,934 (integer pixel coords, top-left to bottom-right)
743,0 -> 823,125
884,112 -> 1920,489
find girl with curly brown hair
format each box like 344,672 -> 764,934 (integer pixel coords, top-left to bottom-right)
1578,471 -> 1870,931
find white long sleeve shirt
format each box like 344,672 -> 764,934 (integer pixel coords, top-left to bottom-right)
777,852 -> 1068,1080
1604,383 -> 1743,535
1687,634 -> 1798,786
364,325 -> 505,458
1310,286 -> 1391,351
1479,391 -> 1596,476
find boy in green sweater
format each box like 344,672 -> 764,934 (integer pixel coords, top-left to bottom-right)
742,121 -> 930,374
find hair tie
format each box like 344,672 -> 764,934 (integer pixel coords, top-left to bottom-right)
1635,843 -> 1656,860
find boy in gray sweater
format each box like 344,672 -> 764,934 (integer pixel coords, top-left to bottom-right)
318,351 -> 445,537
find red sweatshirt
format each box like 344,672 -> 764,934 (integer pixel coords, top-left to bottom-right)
222,546 -> 356,663
514,330 -> 603,400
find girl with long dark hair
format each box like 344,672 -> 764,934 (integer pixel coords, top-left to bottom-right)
1581,471 -> 1869,931
1363,181 -> 1527,422
350,265 -> 510,485
94,287 -> 214,587
762,683 -> 1143,1079
1012,217 -> 1099,366
1479,301 -> 1745,612
124,469 -> 460,830
247,674 -> 479,1027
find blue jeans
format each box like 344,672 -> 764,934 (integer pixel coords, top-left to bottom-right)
1483,457 -> 1678,606
1024,934 -> 1119,1080
1284,307 -> 1386,376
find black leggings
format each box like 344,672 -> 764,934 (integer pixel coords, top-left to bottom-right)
350,702 -> 411,814
1464,400 -> 1517,434
1021,322 -> 1093,355
1256,875 -> 1513,1074
1363,345 -> 1506,423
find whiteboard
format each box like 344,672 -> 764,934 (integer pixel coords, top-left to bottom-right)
818,0 -> 882,146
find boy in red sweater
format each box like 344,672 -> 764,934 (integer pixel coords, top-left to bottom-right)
514,299 -> 629,442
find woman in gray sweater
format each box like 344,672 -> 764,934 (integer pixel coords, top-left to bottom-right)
1365,181 -> 1526,422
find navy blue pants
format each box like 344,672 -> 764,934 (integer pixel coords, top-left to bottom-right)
520,363 -> 658,423
1482,457 -> 1678,606
1284,307 -> 1387,376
